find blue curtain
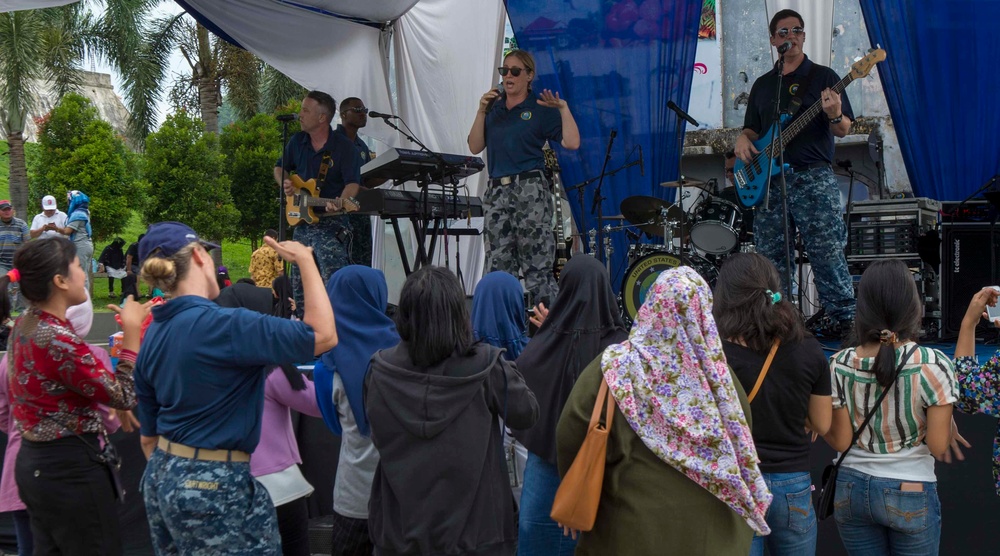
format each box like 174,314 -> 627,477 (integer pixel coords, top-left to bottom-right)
504,1 -> 704,290
859,0 -> 1000,201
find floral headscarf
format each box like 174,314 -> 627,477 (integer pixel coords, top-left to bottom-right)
601,266 -> 772,535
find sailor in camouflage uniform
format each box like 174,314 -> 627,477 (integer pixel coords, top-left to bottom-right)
468,49 -> 581,305
734,9 -> 856,332
133,222 -> 335,555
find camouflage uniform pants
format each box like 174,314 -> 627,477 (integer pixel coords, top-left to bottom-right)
483,174 -> 558,305
141,449 -> 280,555
347,213 -> 373,267
754,165 -> 856,321
291,215 -> 350,308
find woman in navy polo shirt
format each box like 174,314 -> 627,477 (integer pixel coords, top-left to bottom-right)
132,222 -> 337,555
468,49 -> 581,306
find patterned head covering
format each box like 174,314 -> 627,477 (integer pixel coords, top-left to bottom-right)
600,266 -> 772,535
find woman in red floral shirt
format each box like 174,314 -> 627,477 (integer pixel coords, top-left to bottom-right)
6,236 -> 149,556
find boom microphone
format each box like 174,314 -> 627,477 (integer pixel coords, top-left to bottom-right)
276,113 -> 298,122
368,111 -> 399,120
777,41 -> 792,54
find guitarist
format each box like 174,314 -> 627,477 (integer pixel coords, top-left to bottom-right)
733,9 -> 856,338
275,90 -> 362,307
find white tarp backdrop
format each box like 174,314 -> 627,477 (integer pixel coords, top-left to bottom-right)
182,0 -> 506,295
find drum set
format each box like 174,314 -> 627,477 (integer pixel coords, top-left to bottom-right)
596,179 -> 756,322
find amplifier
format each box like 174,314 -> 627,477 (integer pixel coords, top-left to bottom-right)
846,198 -> 939,257
940,199 -> 997,225
940,222 -> 1000,337
848,255 -> 940,339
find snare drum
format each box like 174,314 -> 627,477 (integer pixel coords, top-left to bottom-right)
619,253 -> 718,322
690,197 -> 743,254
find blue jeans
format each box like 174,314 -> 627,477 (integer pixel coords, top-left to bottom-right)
834,466 -> 941,556
750,472 -> 817,556
517,452 -> 577,556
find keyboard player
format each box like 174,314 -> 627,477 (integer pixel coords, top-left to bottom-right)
467,49 -> 580,305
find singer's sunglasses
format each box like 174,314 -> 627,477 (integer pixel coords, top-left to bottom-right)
344,107 -> 369,114
497,66 -> 525,77
775,26 -> 804,38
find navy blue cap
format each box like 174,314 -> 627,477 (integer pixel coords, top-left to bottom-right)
139,222 -> 219,263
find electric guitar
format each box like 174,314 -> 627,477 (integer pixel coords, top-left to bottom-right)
543,146 -> 571,278
733,48 -> 886,207
285,174 -> 360,226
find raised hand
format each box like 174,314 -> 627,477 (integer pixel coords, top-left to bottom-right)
108,296 -> 153,332
537,89 -> 568,109
264,237 -> 314,266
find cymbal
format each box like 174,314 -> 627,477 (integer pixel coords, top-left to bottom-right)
659,178 -> 709,190
619,196 -> 686,237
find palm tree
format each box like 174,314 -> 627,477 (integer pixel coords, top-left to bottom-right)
0,0 -> 159,217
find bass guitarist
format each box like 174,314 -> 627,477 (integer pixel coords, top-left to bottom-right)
275,90 -> 362,307
734,9 -> 856,338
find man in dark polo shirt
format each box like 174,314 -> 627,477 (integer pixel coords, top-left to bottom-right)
275,90 -> 361,306
734,9 -> 856,336
468,49 -> 580,306
335,97 -> 387,267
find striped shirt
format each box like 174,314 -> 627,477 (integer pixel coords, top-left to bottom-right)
830,342 -> 957,455
0,218 -> 29,268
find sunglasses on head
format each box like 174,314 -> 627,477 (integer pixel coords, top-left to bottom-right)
345,107 -> 368,114
776,27 -> 804,38
497,66 -> 524,77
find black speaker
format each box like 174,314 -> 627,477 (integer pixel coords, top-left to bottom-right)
941,223 -> 1000,336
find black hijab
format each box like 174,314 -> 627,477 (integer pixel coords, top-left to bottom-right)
512,255 -> 628,464
216,282 -> 306,390
272,275 -> 294,319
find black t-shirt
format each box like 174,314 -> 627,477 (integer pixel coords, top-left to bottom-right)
723,335 -> 831,473
125,242 -> 139,271
743,55 -> 854,168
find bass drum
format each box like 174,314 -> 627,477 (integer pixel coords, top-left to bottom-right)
619,253 -> 718,322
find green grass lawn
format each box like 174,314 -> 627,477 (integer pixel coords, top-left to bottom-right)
3,142 -> 257,313
91,212 -> 255,311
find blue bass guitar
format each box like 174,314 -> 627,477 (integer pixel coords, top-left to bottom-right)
733,48 -> 886,207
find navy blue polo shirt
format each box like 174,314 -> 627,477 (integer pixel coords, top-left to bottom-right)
134,296 -> 316,453
743,55 -> 854,168
335,124 -> 374,166
484,95 -> 562,178
276,128 -> 361,199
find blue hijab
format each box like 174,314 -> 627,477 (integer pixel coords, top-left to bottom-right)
471,271 -> 528,360
66,191 -> 92,238
314,266 -> 399,437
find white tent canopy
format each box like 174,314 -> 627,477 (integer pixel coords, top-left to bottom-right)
182,0 -> 506,295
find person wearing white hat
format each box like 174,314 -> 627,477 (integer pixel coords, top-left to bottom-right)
29,195 -> 68,240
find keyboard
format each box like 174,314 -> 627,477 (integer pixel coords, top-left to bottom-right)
361,148 -> 485,183
354,188 -> 483,219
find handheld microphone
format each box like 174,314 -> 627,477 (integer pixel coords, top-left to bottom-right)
777,41 -> 792,54
368,111 -> 399,120
638,145 -> 645,177
484,84 -> 504,113
276,113 -> 298,122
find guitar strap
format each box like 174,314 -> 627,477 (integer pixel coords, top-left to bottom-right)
317,151 -> 333,184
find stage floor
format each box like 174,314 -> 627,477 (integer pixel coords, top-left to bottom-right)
818,338 -> 1000,361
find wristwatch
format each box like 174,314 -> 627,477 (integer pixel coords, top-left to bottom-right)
828,114 -> 844,124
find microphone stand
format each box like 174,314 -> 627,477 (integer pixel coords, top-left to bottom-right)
565,158 -> 642,255
592,129 -> 617,263
766,49 -> 794,303
666,101 -> 699,255
278,118 -> 292,243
